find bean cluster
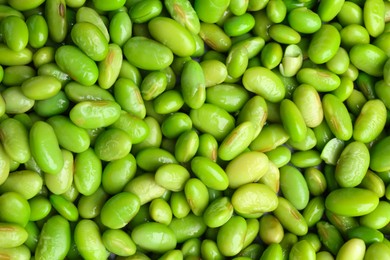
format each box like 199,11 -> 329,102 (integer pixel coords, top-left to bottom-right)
0,0 -> 390,259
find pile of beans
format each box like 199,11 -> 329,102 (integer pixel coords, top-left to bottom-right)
0,0 -> 390,259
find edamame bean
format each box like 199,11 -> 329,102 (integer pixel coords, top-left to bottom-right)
69,100 -> 121,129
243,66 -> 285,102
131,222 -> 177,253
101,153 -> 136,194
149,17 -> 196,57
325,188 -> 379,217
364,0 -> 385,37
0,222 -> 28,248
35,215 -> 71,259
288,7 -> 321,34
100,192 -> 140,229
0,191 -> 30,227
273,197 -> 308,236
74,219 -> 109,260
123,36 -> 174,70
74,148 -> 101,196
98,43 -> 123,89
55,45 -> 98,86
29,121 -> 63,174
322,94 -> 353,141
280,165 -> 310,210
0,43 -> 33,66
44,150 -> 73,195
0,118 -> 30,163
232,183 -> 278,217
1,15 -> 28,52
26,14 -> 48,49
350,43 -> 388,77
45,0 -> 67,43
335,141 -> 370,187
76,6 -> 110,42
181,59 -> 206,109
124,173 -> 167,205
216,216 -> 247,256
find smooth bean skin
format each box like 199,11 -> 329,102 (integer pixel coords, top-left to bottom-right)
370,136 -> 390,172
94,128 -> 132,161
216,215 -> 247,257
69,100 -> 121,129
131,222 -> 177,253
194,0 -> 229,23
191,156 -> 229,190
92,0 -> 125,10
184,178 -> 209,216
224,13 -> 255,37
250,124 -> 289,152
293,84 -> 323,128
203,197 -> 233,228
44,151 -> 72,195
280,99 -> 307,142
74,219 -> 109,260
360,201 -> 390,229
21,75 -> 61,101
0,222 -> 28,248
55,45 -> 98,86
335,141 -> 370,187
123,36 -> 174,70
168,214 -> 207,243
0,245 -> 31,260
35,215 -> 71,259
232,183 -> 278,217
190,103 -> 235,141
31,47 -> 53,72
280,165 -> 310,210
0,118 -> 30,163
125,173 -> 167,205
0,192 -> 30,227
259,214 -> 284,244
109,11 -> 132,47
100,192 -> 140,229
325,188 -> 379,217
199,22 -> 232,53
0,144 -> 9,186
322,94 -> 353,141
47,115 -> 90,153
289,240 -> 316,260
317,0 -> 345,22
0,43 -> 33,66
181,59 -> 206,109
269,24 -> 301,45
1,88 -> 34,114
226,151 -> 269,189
218,121 -> 255,161
45,0 -> 67,43
336,238 -> 365,260
308,24 -> 341,64
74,148 -> 102,196
163,0 -> 199,34
273,197 -> 308,236
365,242 -> 390,260
288,7 -> 321,34
1,15 -> 28,52
26,14 -> 48,49
29,121 -> 63,174
364,0 -> 385,37
243,66 -> 285,102
350,44 -> 388,77
98,43 -> 123,90
353,99 -> 386,143
102,229 -> 136,257
149,17 -> 196,57
0,170 -> 42,200
76,6 -> 109,42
